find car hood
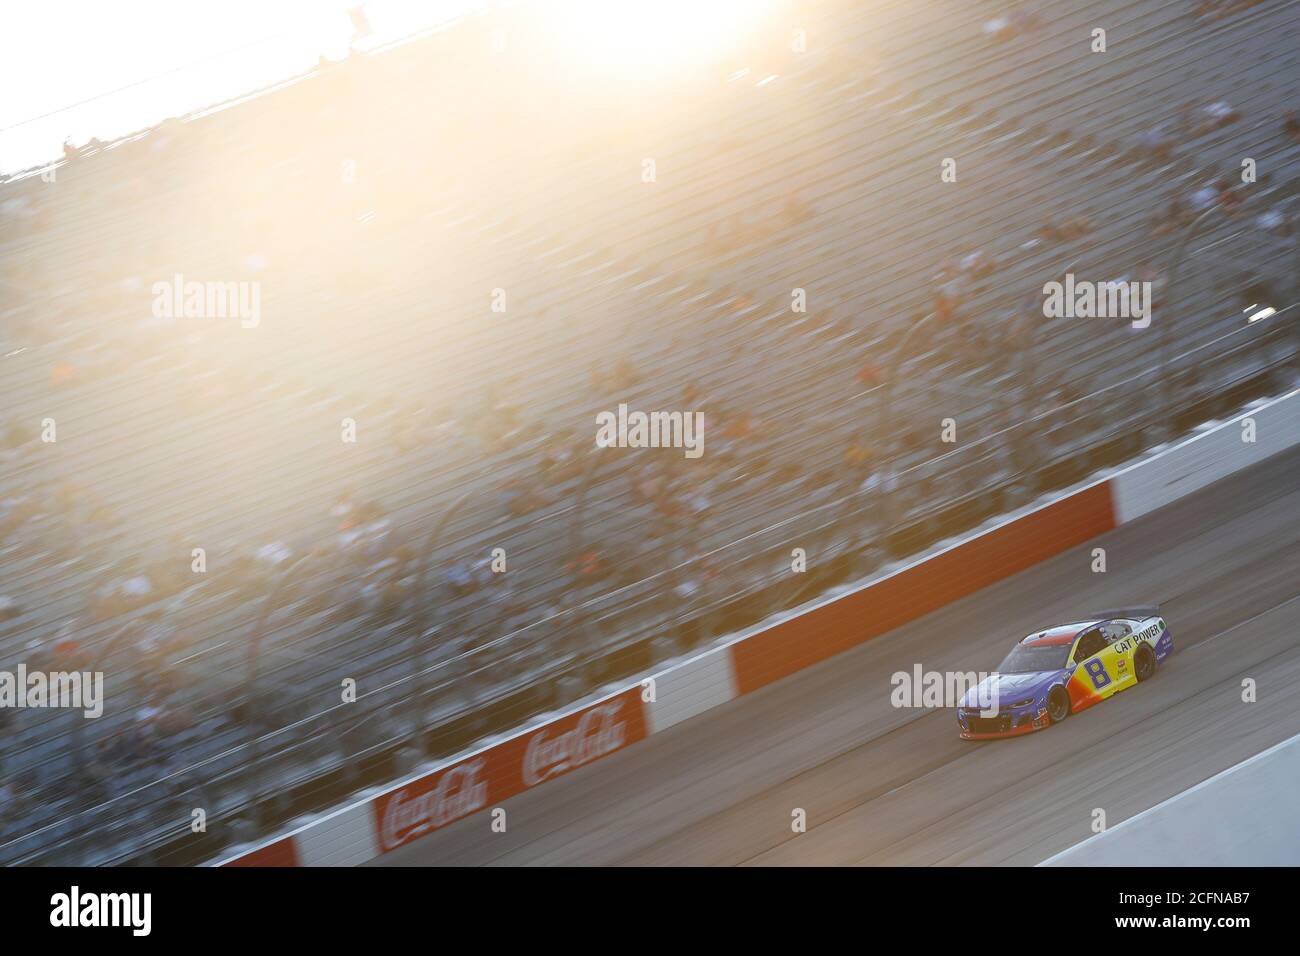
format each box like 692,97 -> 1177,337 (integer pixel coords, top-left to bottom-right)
959,671 -> 1061,710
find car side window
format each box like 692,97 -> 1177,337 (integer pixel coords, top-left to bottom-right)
1074,629 -> 1106,661
1102,622 -> 1132,643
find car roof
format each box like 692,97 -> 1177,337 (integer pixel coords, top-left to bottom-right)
1021,622 -> 1100,646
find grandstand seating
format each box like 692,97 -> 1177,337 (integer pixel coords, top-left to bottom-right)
0,0 -> 1297,863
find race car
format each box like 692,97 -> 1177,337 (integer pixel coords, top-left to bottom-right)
957,607 -> 1172,740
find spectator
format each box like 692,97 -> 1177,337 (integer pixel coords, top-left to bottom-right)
445,560 -> 475,597
1140,122 -> 1177,163
1152,193 -> 1190,236
1285,110 -> 1300,145
1189,182 -> 1218,213
1217,177 -> 1241,216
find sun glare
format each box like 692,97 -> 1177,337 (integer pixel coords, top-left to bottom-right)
540,0 -> 782,76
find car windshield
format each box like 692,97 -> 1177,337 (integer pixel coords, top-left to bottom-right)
998,642 -> 1070,674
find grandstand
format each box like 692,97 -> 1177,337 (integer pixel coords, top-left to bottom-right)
0,0 -> 1297,864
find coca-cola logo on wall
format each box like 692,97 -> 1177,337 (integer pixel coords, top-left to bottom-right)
377,758 -> 489,851
369,689 -> 647,855
522,699 -> 628,787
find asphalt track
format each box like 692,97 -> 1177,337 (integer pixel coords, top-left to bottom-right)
374,447 -> 1300,865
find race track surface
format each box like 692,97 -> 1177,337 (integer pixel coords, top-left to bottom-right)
374,448 -> 1300,865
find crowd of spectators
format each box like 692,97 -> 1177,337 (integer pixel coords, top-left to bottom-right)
1,0 -> 1297,863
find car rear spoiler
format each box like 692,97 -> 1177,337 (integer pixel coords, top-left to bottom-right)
1090,605 -> 1162,621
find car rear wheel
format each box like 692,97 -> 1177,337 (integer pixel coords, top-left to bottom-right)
1134,645 -> 1156,682
1047,686 -> 1071,723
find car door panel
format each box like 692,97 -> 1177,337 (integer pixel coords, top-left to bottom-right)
1066,631 -> 1112,711
1090,621 -> 1133,695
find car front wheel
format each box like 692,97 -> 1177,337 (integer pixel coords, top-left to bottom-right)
1047,686 -> 1071,723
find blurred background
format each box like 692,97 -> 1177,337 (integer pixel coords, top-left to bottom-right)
0,0 -> 1297,865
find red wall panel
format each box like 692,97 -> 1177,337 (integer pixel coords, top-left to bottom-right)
730,482 -> 1116,694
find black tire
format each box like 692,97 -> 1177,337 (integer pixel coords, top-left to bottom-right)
1134,644 -> 1156,682
1047,685 -> 1071,723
